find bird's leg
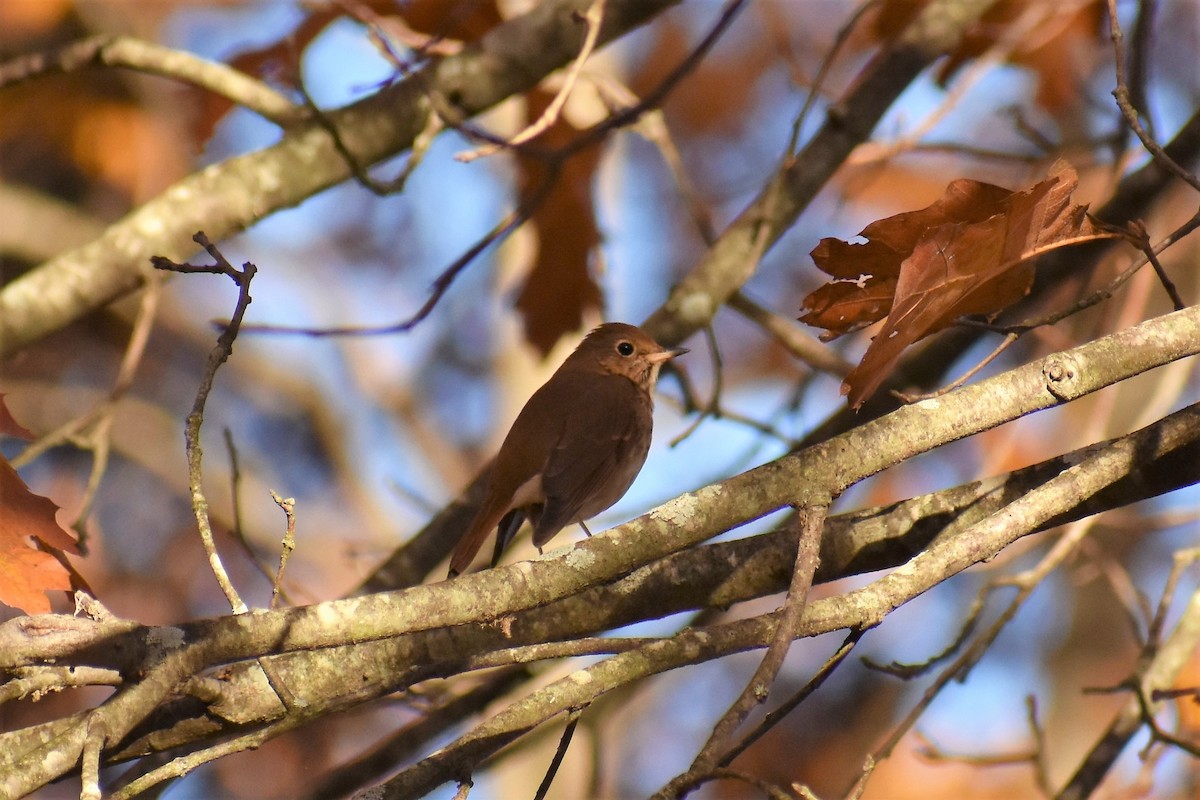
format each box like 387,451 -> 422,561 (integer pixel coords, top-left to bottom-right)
578,521 -> 594,538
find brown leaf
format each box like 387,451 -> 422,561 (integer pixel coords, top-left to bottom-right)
513,88 -> 603,355
801,162 -> 1112,408
0,455 -> 78,614
801,179 -> 1014,336
872,0 -> 1105,113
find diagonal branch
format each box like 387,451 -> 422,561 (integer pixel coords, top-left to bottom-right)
2,302 -> 1198,796
0,0 -> 680,357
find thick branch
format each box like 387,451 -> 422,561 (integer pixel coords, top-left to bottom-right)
643,0 -> 1000,346
361,0 -> 1006,586
1,304 -> 1197,795
0,0 -> 678,357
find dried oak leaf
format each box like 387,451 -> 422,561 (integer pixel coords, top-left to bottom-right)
800,162 -> 1107,408
513,87 -> 603,356
0,455 -> 79,614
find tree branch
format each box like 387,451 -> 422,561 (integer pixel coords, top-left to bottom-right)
0,0 -> 679,357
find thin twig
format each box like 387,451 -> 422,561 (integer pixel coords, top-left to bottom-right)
151,232 -> 256,614
999,211 -> 1199,333
223,429 -> 289,594
237,163 -> 560,337
679,768 -> 797,800
1026,695 -> 1053,796
534,706 -> 587,800
1106,0 -> 1200,193
245,0 -> 749,340
0,34 -> 303,125
851,1 -> 1071,167
1125,221 -> 1186,310
862,594 -> 985,679
10,272 -> 163,510
897,333 -> 1018,403
786,0 -> 881,157
298,75 -> 443,197
659,505 -> 828,797
269,490 -> 297,610
668,324 -> 723,447
719,629 -> 865,767
459,0 -> 607,163
1126,0 -> 1159,142
861,514 -> 1105,792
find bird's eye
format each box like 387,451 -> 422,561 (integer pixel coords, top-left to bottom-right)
616,341 -> 635,357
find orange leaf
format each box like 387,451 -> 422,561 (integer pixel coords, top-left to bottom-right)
0,456 -> 79,614
801,162 -> 1112,408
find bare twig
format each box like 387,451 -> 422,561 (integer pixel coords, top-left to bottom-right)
1125,221 -> 1186,310
1063,556 -> 1200,799
677,768 -> 797,800
299,76 -> 444,196
237,164 -> 560,337
1106,0 -> 1200,193
458,0 -> 607,163
534,706 -> 587,800
862,594 -> 985,679
719,630 -> 865,767
1027,695 -> 1053,795
151,232 -> 257,614
303,669 -> 529,800
222,429 -> 293,597
1125,0 -> 1159,143
850,1 -> 1075,167
269,491 -> 297,610
897,332 -> 1018,403
657,505 -> 828,798
668,324 -> 723,447
0,34 -> 302,125
1003,209 -> 1199,334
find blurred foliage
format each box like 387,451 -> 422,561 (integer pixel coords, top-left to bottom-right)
1,1 -> 1198,798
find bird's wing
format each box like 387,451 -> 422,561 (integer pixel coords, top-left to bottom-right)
531,375 -> 652,547
449,373 -> 578,575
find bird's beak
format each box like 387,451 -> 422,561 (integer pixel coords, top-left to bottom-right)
647,346 -> 688,364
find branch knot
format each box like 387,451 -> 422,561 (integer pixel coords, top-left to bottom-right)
1043,354 -> 1083,401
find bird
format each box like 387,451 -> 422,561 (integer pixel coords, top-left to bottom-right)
448,322 -> 686,576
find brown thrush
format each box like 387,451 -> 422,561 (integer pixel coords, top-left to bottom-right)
448,322 -> 686,576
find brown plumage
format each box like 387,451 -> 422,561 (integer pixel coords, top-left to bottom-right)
448,322 -> 686,576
